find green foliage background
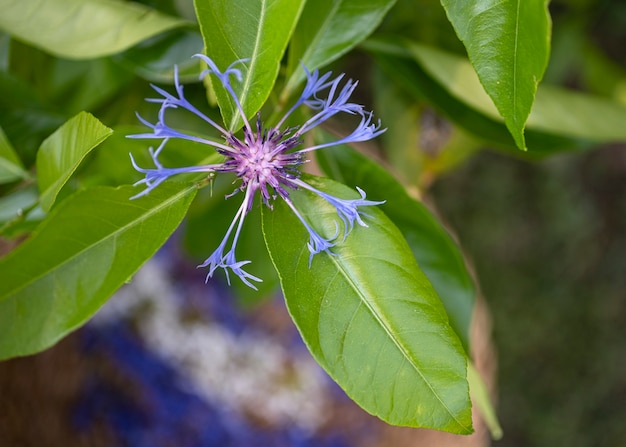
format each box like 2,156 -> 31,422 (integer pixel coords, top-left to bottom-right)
434,148 -> 626,446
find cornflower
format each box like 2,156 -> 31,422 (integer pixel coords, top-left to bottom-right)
129,55 -> 385,289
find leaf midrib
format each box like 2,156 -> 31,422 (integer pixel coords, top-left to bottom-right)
512,0 -> 520,125
229,0 -> 267,131
0,185 -> 194,300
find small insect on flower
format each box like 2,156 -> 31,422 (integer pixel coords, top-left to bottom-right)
128,55 -> 385,289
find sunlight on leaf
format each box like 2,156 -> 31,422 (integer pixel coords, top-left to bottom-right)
316,144 -> 476,352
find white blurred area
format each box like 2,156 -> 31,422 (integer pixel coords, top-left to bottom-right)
93,259 -> 330,433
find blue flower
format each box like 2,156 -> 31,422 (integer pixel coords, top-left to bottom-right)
129,54 -> 385,289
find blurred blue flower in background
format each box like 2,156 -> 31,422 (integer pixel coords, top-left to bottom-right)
74,256 -> 358,447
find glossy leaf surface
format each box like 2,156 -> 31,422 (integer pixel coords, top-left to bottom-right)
441,0 -> 551,149
316,145 -> 475,352
317,147 -> 504,436
262,175 -> 472,433
37,112 -> 113,211
0,183 -> 196,360
194,0 -> 305,130
0,0 -> 188,59
284,0 -> 396,96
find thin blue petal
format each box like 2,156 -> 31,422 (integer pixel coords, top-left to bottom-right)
297,77 -> 365,135
194,54 -> 253,132
282,196 -> 337,266
300,112 -> 386,153
198,188 -> 261,289
293,179 -> 384,239
129,147 -> 221,198
275,67 -> 335,128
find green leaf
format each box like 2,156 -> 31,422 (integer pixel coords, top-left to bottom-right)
3,42 -> 133,120
363,38 -> 553,153
0,183 -> 196,360
316,143 -> 476,352
283,0 -> 397,96
37,112 -> 113,212
402,40 -> 626,144
440,0 -> 552,150
0,125 -> 28,184
0,0 -> 188,59
365,38 -> 626,153
529,86 -> 626,141
262,175 -> 472,433
194,0 -> 305,131
468,362 -> 503,440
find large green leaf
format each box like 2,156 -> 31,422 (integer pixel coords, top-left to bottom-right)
283,0 -> 397,97
530,86 -> 626,141
365,40 -> 569,154
0,125 -> 28,184
365,38 -> 626,153
0,0 -> 188,59
194,0 -> 305,131
440,0 -> 551,150
316,145 -> 476,352
316,142 -> 505,438
0,183 -> 196,360
405,40 -> 626,143
262,175 -> 472,433
37,112 -> 113,212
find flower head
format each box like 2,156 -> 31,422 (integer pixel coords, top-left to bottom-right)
129,55 -> 385,289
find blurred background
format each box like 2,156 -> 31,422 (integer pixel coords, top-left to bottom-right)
1,0 -> 625,446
